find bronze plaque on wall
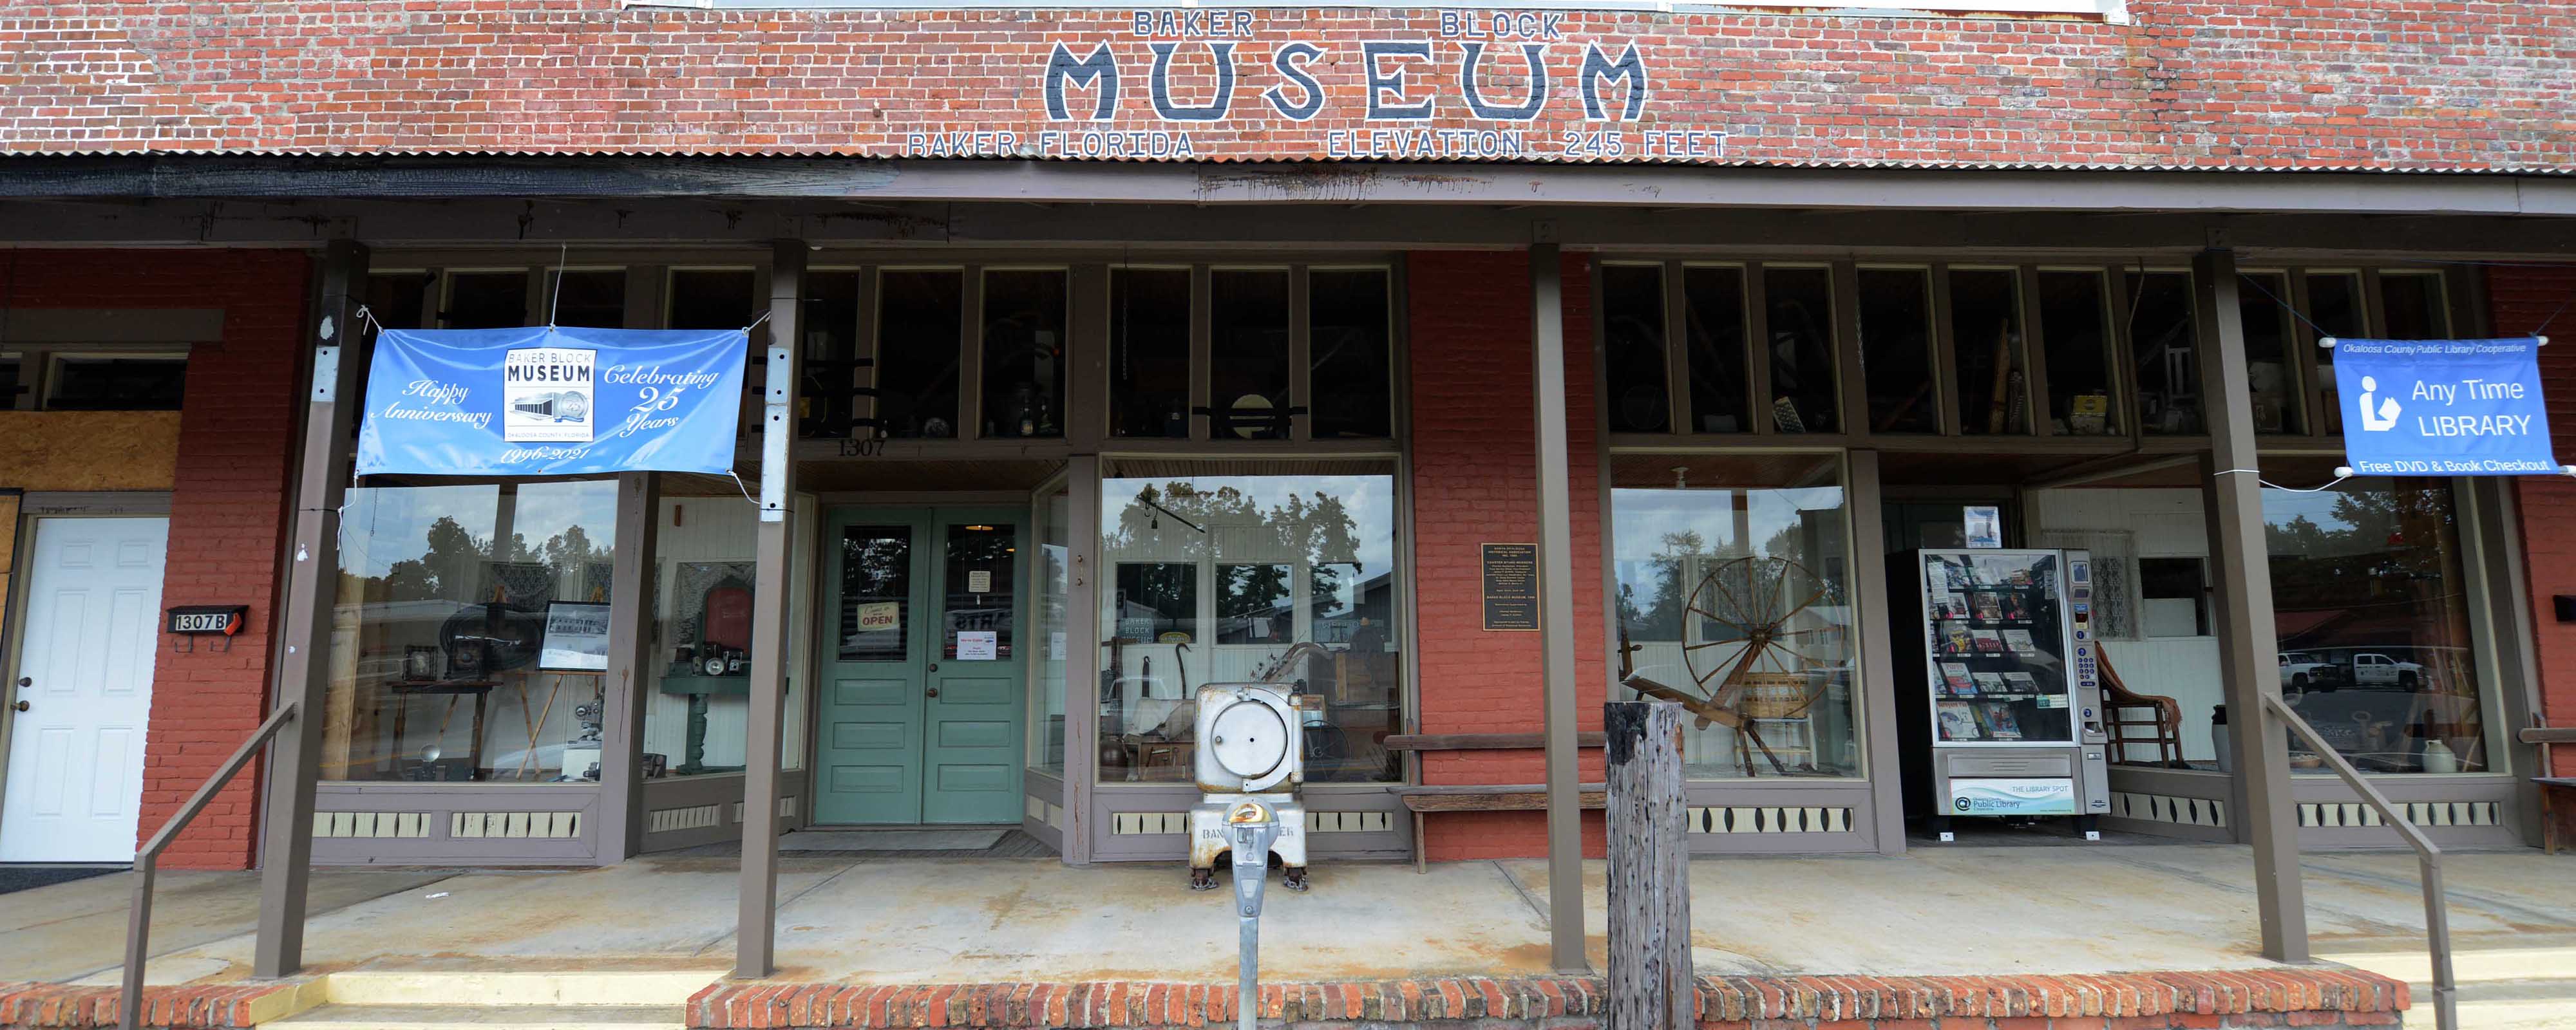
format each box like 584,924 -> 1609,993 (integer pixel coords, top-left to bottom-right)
1481,542 -> 1539,631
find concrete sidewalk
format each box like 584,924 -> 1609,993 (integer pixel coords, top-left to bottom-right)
5,844 -> 2569,989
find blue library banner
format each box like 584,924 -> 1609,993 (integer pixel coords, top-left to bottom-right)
2331,336 -> 2562,476
355,326 -> 749,477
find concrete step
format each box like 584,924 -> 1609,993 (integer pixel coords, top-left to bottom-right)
323,968 -> 724,1007
263,1003 -> 682,1030
2320,939 -> 2576,985
2402,980 -> 2576,1029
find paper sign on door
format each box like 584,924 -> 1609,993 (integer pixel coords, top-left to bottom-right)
967,570 -> 992,594
855,602 -> 900,633
957,630 -> 998,660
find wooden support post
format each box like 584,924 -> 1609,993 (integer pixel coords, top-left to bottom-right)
1604,700 -> 1691,1030
255,239 -> 368,979
598,471 -> 659,861
1530,239 -> 1587,973
736,239 -> 805,980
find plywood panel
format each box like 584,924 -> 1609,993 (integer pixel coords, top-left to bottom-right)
0,412 -> 181,491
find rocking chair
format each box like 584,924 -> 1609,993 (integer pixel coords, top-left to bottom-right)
2098,648 -> 2188,769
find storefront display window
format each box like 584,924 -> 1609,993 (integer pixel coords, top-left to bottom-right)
2263,471 -> 2500,774
321,479 -> 619,783
1763,265 -> 1839,434
1030,485 -> 1070,775
1857,267 -> 1937,434
877,268 -> 965,438
1949,267 -> 2028,435
2125,271 -> 2201,435
1096,463 -> 1401,784
1683,265 -> 1750,435
1600,262 -> 1671,433
2237,271 -> 2302,435
981,268 -> 1068,439
640,492 -> 815,780
1608,455 -> 1859,780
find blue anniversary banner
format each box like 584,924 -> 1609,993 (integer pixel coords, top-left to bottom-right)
2331,336 -> 2562,476
355,326 -> 750,477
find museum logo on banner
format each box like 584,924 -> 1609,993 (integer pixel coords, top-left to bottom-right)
504,346 -> 598,444
900,8 -> 1725,162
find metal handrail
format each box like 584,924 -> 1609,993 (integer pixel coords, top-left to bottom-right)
119,701 -> 299,1030
2259,693 -> 2456,1030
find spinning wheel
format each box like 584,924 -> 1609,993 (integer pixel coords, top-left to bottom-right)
1619,556 -> 1836,776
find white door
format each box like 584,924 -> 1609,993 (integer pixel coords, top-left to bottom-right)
1,517 -> 169,862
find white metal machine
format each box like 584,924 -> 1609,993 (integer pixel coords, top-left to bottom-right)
1897,548 -> 2112,841
1186,682 -> 1311,891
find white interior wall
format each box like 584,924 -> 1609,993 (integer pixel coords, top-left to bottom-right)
2030,487 -> 2225,763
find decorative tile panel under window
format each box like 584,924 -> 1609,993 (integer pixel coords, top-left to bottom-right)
1608,454 -> 1858,780
1682,266 -> 1750,435
2237,271 -> 2304,435
2125,271 -> 2202,435
1761,266 -> 1839,433
1307,268 -> 1394,440
2037,269 -> 2118,436
1097,461 -> 1402,784
1110,268 -> 1192,439
321,480 -> 620,783
1600,263 -> 1671,434
876,268 -> 965,438
2262,465 -> 2501,775
1857,267 -> 1937,434
1949,268 -> 2029,435
1207,269 -> 1293,440
982,268 -> 1068,439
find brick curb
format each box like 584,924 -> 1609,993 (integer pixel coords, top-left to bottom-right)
687,969 -> 2408,1028
0,979 -> 323,1030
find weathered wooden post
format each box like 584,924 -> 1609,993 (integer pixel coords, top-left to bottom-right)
1605,700 -> 1692,1030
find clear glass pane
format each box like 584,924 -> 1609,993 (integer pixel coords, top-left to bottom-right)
2264,473 -> 2492,774
1762,266 -> 1839,433
46,355 -> 186,411
2306,272 -> 2366,435
941,523 -> 1016,660
444,270 -> 528,329
1609,456 -> 1857,780
1949,268 -> 2029,435
1030,487 -> 1070,774
799,271 -> 864,439
1601,263 -> 1671,433
668,269 -> 753,330
2380,272 -> 2450,339
321,480 -> 620,783
549,269 -> 627,328
643,495 -> 764,778
1918,551 -> 2078,746
982,270 -> 1067,440
1209,268 -> 1293,440
1110,268 -> 1191,439
1858,268 -> 1937,434
838,525 -> 914,662
876,269 -> 964,439
367,272 -> 437,331
1681,266 -> 1748,435
1309,268 -> 1394,439
2125,272 -> 2202,435
2038,270 -> 2117,436
1100,466 -> 1401,784
2238,272 -> 2304,435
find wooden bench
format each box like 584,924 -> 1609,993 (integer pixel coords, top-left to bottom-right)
1383,731 -> 1607,873
2521,725 -> 2576,855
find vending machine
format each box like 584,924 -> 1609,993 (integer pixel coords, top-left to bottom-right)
1891,548 -> 2111,841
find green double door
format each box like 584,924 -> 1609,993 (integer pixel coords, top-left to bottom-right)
813,507 -> 1027,825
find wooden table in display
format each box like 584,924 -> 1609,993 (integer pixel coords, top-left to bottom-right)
388,680 -> 497,781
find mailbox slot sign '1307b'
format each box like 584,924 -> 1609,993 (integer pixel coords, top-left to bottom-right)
900,10 -> 1725,162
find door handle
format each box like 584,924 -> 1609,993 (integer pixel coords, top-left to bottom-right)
925,686 -> 940,698
9,700 -> 25,713
927,662 -> 939,672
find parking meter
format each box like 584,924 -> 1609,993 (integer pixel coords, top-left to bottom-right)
1226,800 -> 1282,1030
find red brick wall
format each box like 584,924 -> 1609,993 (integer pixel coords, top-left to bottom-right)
2501,265 -> 2576,843
1,2 -> 2568,171
4,250 -> 311,870
1406,249 -> 1609,861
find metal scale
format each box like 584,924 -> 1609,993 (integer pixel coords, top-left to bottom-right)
1186,681 -> 1311,892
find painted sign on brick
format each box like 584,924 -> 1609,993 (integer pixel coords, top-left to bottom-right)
899,9 -> 1723,162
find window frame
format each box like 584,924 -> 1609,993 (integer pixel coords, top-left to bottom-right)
1106,261 -> 1399,446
